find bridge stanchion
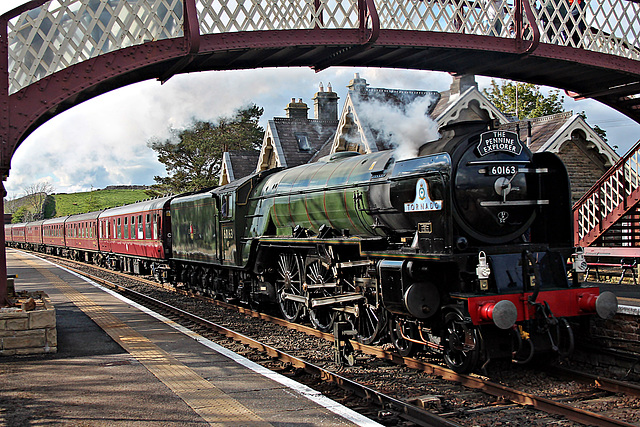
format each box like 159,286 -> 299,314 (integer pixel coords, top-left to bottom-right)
0,180 -> 8,306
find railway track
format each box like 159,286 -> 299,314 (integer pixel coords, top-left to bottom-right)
35,251 -> 640,426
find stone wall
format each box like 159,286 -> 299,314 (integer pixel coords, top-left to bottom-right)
0,291 -> 57,356
572,305 -> 640,378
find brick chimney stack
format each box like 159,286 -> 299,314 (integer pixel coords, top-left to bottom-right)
347,72 -> 369,92
285,98 -> 309,119
313,82 -> 339,121
449,74 -> 478,96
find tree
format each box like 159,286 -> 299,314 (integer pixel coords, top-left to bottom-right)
23,181 -> 54,220
12,205 -> 29,223
483,80 -> 564,119
148,105 -> 264,193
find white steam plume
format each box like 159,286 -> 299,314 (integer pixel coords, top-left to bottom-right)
356,93 -> 440,160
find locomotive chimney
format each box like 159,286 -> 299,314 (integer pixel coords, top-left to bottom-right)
285,98 -> 309,119
313,81 -> 339,121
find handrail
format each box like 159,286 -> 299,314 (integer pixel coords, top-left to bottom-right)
574,139 -> 640,208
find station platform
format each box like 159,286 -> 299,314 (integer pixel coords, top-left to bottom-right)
1,249 -> 381,426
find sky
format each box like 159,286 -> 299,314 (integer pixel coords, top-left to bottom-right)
1,1 -> 639,200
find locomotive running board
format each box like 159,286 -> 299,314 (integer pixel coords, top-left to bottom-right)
480,200 -> 549,206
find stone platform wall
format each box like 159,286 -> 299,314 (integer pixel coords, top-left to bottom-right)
0,291 -> 57,356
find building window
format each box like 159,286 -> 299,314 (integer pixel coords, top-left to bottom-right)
295,133 -> 311,151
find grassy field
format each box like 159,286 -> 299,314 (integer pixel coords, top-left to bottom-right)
45,188 -> 153,217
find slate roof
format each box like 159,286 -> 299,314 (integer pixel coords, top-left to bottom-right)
430,89 -> 451,119
497,112 -> 574,152
227,150 -> 260,180
270,117 -> 337,168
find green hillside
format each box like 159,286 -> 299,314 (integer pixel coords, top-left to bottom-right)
45,188 -> 152,217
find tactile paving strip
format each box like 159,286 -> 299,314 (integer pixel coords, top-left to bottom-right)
19,255 -> 272,427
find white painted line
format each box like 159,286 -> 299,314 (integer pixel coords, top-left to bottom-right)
618,305 -> 640,316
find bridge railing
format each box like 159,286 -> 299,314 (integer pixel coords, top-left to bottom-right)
5,0 -> 640,95
574,139 -> 640,246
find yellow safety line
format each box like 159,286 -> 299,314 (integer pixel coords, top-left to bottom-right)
18,255 -> 272,427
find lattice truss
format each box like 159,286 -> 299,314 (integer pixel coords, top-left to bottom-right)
577,150 -> 640,241
5,0 -> 640,93
376,0 -> 639,60
196,0 -> 359,32
8,0 -> 184,94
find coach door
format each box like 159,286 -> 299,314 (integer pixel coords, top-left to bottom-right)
219,192 -> 236,266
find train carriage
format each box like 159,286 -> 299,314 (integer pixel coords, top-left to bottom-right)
25,220 -> 45,251
4,224 -> 14,245
42,216 -> 68,255
98,196 -> 173,276
64,211 -> 100,262
8,223 -> 26,248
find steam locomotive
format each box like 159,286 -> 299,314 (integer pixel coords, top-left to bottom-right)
6,119 -> 617,373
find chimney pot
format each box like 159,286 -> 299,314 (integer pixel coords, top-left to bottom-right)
285,97 -> 309,119
313,83 -> 339,121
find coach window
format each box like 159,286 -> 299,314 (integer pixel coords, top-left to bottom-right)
117,218 -> 122,239
145,214 -> 151,239
137,215 -> 143,239
153,214 -> 160,240
221,194 -> 233,219
125,217 -> 129,239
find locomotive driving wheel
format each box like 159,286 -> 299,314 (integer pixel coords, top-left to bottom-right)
442,311 -> 481,373
276,253 -> 305,322
354,299 -> 386,345
305,259 -> 338,332
388,316 -> 417,357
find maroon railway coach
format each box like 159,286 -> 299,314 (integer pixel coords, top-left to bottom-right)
25,220 -> 44,251
64,211 -> 101,262
7,223 -> 26,248
98,196 -> 173,276
42,216 -> 68,255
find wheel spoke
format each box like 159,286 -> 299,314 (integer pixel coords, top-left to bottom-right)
276,253 -> 304,322
442,311 -> 480,373
306,258 -> 337,332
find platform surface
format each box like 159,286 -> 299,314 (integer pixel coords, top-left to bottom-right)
1,249 -> 380,426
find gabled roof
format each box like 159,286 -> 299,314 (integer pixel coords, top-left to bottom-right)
434,86 -> 510,126
330,86 -> 440,154
498,112 -> 618,167
257,117 -> 337,170
219,150 -> 260,185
